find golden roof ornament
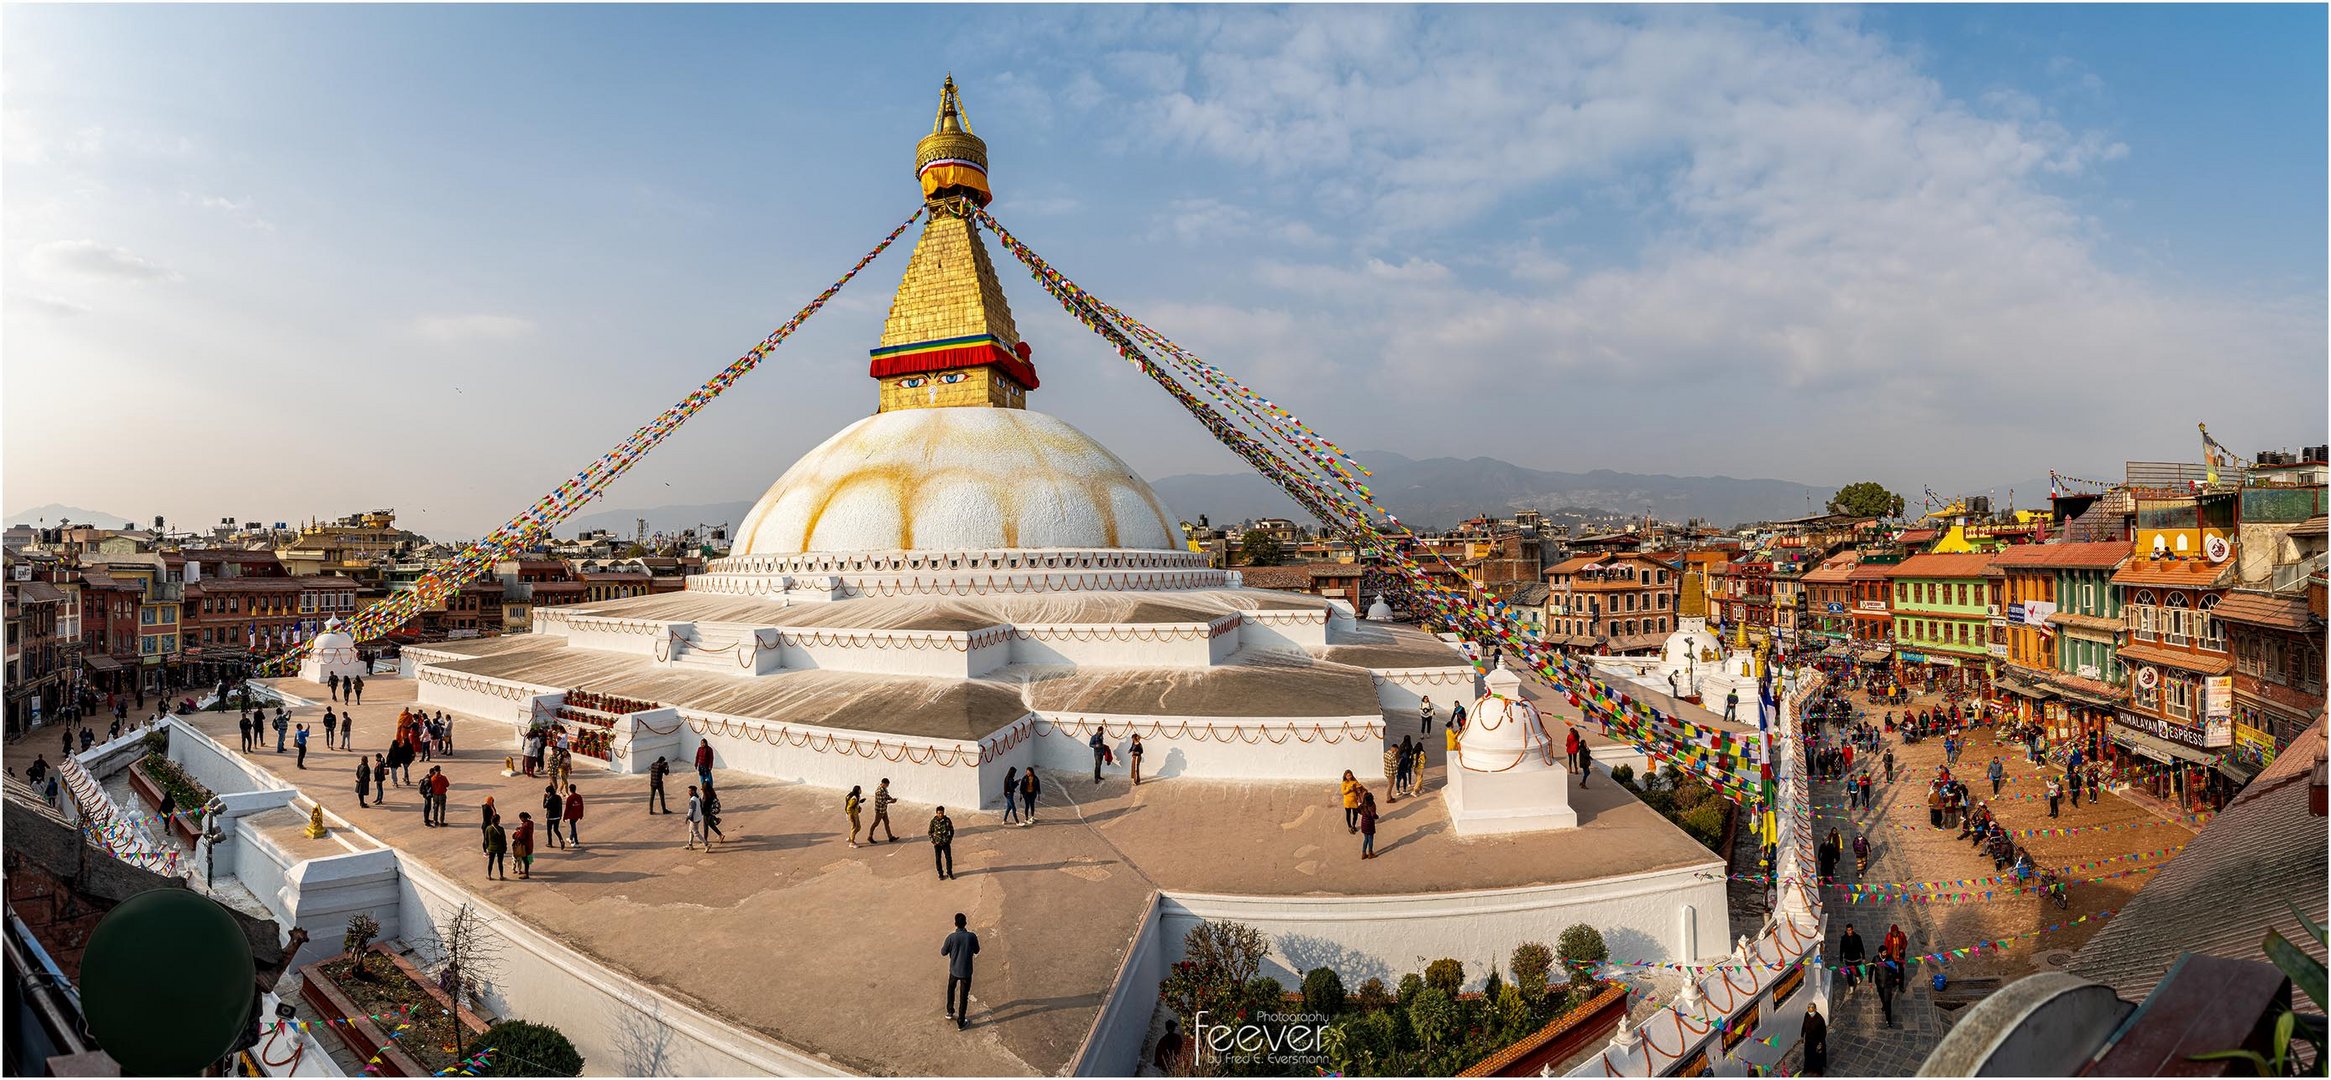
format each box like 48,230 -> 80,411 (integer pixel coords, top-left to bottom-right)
916,76 -> 991,206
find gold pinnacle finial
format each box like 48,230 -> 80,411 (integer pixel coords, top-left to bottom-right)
917,77 -> 990,206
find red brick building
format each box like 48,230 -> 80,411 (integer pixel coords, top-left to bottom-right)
1545,552 -> 1680,654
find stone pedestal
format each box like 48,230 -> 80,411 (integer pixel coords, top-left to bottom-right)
1445,668 -> 1578,834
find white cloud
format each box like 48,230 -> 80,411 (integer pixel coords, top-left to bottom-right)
26,239 -> 180,282
997,7 -> 2323,484
409,314 -> 537,342
6,292 -> 90,318
186,193 -> 277,232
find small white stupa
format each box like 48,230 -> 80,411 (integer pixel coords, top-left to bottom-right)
1444,666 -> 1578,834
298,617 -> 367,684
1365,595 -> 1395,622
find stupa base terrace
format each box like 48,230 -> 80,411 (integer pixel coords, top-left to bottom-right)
399,579 -> 1482,809
159,671 -> 1726,1077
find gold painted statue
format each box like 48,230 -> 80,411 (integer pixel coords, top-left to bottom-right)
304,804 -> 329,839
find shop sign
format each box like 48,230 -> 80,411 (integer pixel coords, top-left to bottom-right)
2233,721 -> 2277,755
2202,675 -> 2234,747
1857,600 -> 1886,611
2076,663 -> 2101,680
1987,643 -> 2009,657
1826,602 -> 1845,614
2020,600 -> 2058,627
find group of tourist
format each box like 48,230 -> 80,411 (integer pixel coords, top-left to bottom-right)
324,670 -> 366,704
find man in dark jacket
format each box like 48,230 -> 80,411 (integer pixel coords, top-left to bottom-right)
1836,924 -> 1866,990
929,807 -> 956,880
648,756 -> 671,813
1089,729 -> 1107,783
941,912 -> 979,1030
1802,1004 -> 1828,1075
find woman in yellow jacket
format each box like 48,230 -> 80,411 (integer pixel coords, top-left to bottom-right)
1340,770 -> 1363,833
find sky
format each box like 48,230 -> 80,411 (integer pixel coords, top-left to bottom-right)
5,4 -> 2325,539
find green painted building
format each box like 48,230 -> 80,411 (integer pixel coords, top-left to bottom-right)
1884,552 -> 2000,666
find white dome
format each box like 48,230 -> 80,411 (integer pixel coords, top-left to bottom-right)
733,408 -> 1181,556
1457,669 -> 1554,772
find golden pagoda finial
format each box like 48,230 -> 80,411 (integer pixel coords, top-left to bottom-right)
916,77 -> 991,206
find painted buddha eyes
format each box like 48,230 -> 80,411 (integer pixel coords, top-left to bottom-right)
899,376 -> 928,388
937,371 -> 967,384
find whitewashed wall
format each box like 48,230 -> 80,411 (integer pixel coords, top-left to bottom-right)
1025,713 -> 1384,784
682,709 -> 991,810
1372,667 -> 1481,713
1159,863 -> 1731,993
1070,894 -> 1169,1078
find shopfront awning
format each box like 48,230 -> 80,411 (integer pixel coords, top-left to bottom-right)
2110,723 -> 2219,766
2215,754 -> 2265,785
1856,649 -> 1891,664
1823,644 -> 1853,659
82,655 -> 124,673
1994,678 -> 2052,700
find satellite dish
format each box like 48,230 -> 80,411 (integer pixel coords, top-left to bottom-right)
80,889 -> 256,1076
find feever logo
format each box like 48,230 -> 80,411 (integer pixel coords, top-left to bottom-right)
1192,1010 -> 1333,1068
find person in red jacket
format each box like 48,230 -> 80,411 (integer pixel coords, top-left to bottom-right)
694,739 -> 715,787
563,784 -> 586,849
1565,727 -> 1583,772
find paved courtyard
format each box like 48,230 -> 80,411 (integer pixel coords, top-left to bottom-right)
22,672 -> 1726,1076
1804,691 -> 2199,1077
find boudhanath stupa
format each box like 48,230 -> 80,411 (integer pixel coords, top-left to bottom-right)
404,79 -> 1479,808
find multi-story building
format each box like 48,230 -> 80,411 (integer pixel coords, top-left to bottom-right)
82,555 -> 183,696
1846,555 -> 1899,650
2216,489 -> 2327,775
1987,542 -> 2129,746
1884,553 -> 1999,681
2109,554 -> 2233,809
1801,551 -> 1862,647
276,509 -> 423,577
4,574 -> 71,734
1545,552 -> 1680,654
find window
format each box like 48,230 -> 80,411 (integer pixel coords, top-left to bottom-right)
140,607 -> 155,625
2081,582 -> 2095,610
2134,670 -> 2158,710
2131,591 -> 2157,642
1896,583 -> 1907,603
2165,593 -> 2191,647
2199,595 -> 2223,652
300,594 -> 316,613
2164,677 -> 2193,721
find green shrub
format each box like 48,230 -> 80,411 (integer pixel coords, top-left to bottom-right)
1243,976 -> 1286,1017
1331,1009 -> 1399,1071
1490,983 -> 1530,1037
141,728 -> 168,755
475,1019 -> 583,1076
1481,968 -> 1503,1003
1679,804 -> 1726,848
1302,967 -> 1346,1017
1355,977 -> 1392,1011
1557,925 -> 1609,987
1396,973 -> 1424,1010
1158,921 -> 1270,1029
1424,958 -> 1464,998
1610,763 -> 1635,788
138,752 -> 213,814
1409,987 -> 1457,1051
1510,942 -> 1554,1005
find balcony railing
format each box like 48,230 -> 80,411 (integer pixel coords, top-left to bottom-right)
2271,551 -> 2330,592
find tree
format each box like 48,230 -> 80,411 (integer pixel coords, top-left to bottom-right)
1240,530 -> 1285,566
415,903 -> 506,1062
1827,482 -> 1905,520
474,1020 -> 583,1077
1509,942 -> 1554,1006
1557,924 -> 1609,987
1302,967 -> 1346,1017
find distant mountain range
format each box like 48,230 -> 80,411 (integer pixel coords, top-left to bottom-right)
4,504 -> 138,529
564,452 -> 1839,541
1150,451 -> 1837,531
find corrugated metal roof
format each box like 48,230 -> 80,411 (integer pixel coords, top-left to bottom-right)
2213,591 -> 2315,631
1986,541 -> 2132,570
2071,717 -> 2327,1000
2116,642 -> 2234,676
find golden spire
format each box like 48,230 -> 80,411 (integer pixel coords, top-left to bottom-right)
916,76 -> 992,206
871,78 -> 1033,412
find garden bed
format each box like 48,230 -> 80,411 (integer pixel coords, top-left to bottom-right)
1457,982 -> 1629,1076
127,756 -> 208,845
299,944 -> 488,1077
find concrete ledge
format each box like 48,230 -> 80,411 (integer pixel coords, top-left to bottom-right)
1918,973 -> 2132,1077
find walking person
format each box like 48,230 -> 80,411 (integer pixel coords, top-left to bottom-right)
846,785 -> 865,846
351,675 -> 364,705
686,786 -> 708,849
1382,739 -> 1401,803
1419,695 -> 1435,735
1357,790 -> 1379,859
1802,1005 -> 1829,1074
1089,728 -> 1108,783
430,767 -> 451,827
929,806 -> 956,880
1883,748 -> 1895,783
563,784 -> 585,848
239,712 -> 254,753
372,754 -> 389,803
1725,688 -> 1740,723
1128,733 -> 1144,786
1576,739 -> 1592,787
1018,767 -> 1040,824
2069,769 -> 2082,809
941,913 -> 979,1030
272,709 -> 289,752
512,813 -> 536,879
1874,958 -> 1899,1027
694,738 -> 714,788
1565,726 -> 1582,773
1340,770 -> 1362,833
1393,735 -> 1415,797
648,755 -> 671,813
1837,924 -> 1866,991
543,784 -> 567,848
1987,756 -> 2003,796
868,778 -> 899,842
483,815 -> 507,880
294,723 -> 309,769
2046,776 -> 2063,818
322,708 -> 337,750
998,769 -> 1019,826
702,779 -> 725,843
328,672 -> 341,703
356,756 -> 373,808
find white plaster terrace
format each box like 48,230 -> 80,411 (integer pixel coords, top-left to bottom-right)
175,669 -> 1730,1077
